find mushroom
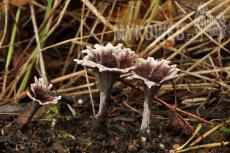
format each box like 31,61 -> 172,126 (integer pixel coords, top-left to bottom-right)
74,43 -> 138,130
18,76 -> 61,129
127,57 -> 179,135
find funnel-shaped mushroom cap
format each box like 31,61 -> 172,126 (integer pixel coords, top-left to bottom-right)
74,43 -> 138,73
128,57 -> 180,88
27,77 -> 61,105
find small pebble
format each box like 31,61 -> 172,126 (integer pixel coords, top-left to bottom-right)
141,137 -> 146,142
19,144 -> 25,150
159,143 -> 165,149
15,146 -> 19,152
78,99 -> 83,105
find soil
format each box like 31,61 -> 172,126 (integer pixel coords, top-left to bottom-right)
0,94 -> 229,153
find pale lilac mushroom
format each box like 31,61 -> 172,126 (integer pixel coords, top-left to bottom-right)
74,43 -> 138,130
127,57 -> 179,135
19,76 -> 61,129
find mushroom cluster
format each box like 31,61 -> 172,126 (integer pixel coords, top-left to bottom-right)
20,43 -> 179,135
74,43 -> 180,134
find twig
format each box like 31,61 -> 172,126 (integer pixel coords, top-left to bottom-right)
190,124 -> 222,147
29,0 -> 47,83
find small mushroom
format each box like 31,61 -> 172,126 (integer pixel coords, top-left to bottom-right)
18,76 -> 61,129
128,57 -> 179,135
74,43 -> 138,130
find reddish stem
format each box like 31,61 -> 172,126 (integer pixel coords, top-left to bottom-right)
18,101 -> 41,129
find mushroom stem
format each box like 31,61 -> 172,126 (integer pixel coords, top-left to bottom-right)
140,83 -> 161,135
19,100 -> 42,129
92,71 -> 121,129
